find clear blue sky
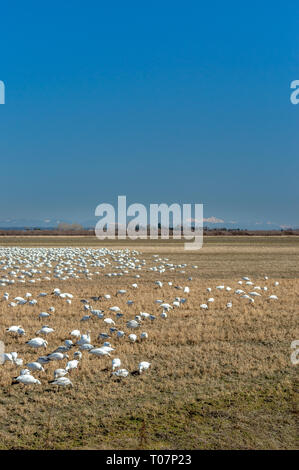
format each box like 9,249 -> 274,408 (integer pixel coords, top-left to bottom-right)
0,1 -> 298,228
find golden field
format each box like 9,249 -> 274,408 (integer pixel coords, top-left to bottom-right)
0,236 -> 298,449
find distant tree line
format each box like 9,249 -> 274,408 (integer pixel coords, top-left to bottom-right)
0,225 -> 297,236
57,222 -> 83,231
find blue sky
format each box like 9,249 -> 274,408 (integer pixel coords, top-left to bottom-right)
0,1 -> 298,228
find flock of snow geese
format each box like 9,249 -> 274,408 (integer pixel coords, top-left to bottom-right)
0,247 -> 280,390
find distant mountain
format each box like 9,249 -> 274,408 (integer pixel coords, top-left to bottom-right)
0,218 -> 297,231
0,218 -> 89,229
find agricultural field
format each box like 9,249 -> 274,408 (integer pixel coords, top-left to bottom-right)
0,236 -> 298,450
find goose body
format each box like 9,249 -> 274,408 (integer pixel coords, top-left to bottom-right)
66,360 -> 79,371
37,326 -> 54,335
47,352 -> 69,361
112,358 -> 121,370
26,362 -> 44,372
54,368 -> 68,379
7,325 -> 25,336
70,330 -> 81,338
112,369 -> 129,377
89,348 -> 111,357
13,375 -> 41,385
26,338 -> 48,349
49,377 -> 73,387
139,361 -> 151,374
128,334 -> 137,342
127,320 -> 139,329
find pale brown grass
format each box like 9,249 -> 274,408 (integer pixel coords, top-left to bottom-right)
0,237 -> 298,449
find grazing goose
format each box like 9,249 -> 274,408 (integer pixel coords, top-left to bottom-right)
26,338 -> 48,349
6,325 -> 25,336
112,358 -> 121,371
89,347 -> 111,357
127,320 -> 139,329
138,361 -> 151,374
70,330 -> 81,338
91,309 -> 104,318
140,312 -> 150,319
26,362 -> 44,372
74,351 -> 82,359
39,312 -> 51,319
98,332 -> 110,340
37,356 -> 50,364
54,368 -> 68,379
112,369 -> 129,378
79,343 -> 94,351
77,332 -> 91,345
128,334 -> 137,343
109,306 -> 120,313
2,353 -> 14,363
12,375 -> 41,385
117,289 -> 127,295
14,357 -> 24,366
53,345 -> 70,353
49,377 -> 73,387
66,360 -> 79,372
47,352 -> 69,361
80,315 -> 91,322
160,303 -> 172,311
36,325 -> 54,335
14,297 -> 27,305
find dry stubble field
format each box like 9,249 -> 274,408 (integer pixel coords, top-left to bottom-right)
0,236 -> 298,449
